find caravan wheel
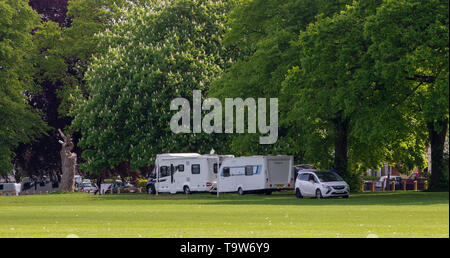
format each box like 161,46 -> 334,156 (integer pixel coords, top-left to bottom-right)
183,186 -> 191,195
237,187 -> 244,196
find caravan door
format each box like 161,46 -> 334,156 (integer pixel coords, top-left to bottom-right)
157,162 -> 177,193
156,165 -> 170,192
169,164 -> 177,194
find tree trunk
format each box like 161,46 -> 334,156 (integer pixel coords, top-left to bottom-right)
428,119 -> 448,191
333,116 -> 350,178
57,129 -> 76,192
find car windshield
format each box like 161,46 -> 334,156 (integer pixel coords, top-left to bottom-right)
315,171 -> 344,182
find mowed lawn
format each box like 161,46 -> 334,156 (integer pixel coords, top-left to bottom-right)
0,191 -> 448,238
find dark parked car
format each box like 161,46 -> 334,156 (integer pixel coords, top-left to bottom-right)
405,172 -> 426,184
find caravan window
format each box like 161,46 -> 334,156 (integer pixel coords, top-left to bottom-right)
160,166 -> 169,177
192,164 -> 201,175
213,163 -> 218,174
0,184 -> 3,191
223,167 -> 230,177
178,164 -> 184,172
245,166 -> 253,176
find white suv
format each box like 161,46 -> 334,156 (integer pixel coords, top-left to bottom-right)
295,170 -> 350,199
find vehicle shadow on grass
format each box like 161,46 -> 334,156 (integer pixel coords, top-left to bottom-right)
94,192 -> 449,206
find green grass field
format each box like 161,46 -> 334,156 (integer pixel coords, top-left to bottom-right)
0,191 -> 448,238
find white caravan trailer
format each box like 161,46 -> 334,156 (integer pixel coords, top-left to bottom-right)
218,155 -> 294,194
153,153 -> 233,194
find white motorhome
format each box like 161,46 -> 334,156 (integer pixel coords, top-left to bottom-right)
151,153 -> 233,194
0,183 -> 21,196
218,155 -> 294,195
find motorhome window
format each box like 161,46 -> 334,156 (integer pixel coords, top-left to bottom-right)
245,166 -> 253,176
213,163 -> 218,174
178,164 -> 184,172
223,167 -> 230,177
192,164 -> 201,175
160,166 -> 169,177
0,185 -> 3,190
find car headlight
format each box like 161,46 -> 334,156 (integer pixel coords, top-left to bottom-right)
323,184 -> 332,191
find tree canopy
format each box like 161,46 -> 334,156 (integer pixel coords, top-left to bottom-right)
72,0 -> 237,173
0,0 -> 447,191
209,0 -> 353,160
13,0 -> 151,180
281,0 -> 426,186
365,0 -> 449,189
0,0 -> 48,176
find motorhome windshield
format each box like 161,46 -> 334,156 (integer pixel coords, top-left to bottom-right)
315,171 -> 344,182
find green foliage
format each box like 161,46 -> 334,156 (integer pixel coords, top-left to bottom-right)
282,1 -> 382,183
137,179 -> 148,188
365,0 -> 449,124
32,0 -> 155,117
363,176 -> 378,181
4,0 -> 445,185
281,1 -> 433,190
0,0 -> 48,176
210,0 -> 352,161
72,0 -> 237,173
208,0 -> 437,189
365,0 -> 449,189
31,21 -> 66,84
19,0 -> 157,179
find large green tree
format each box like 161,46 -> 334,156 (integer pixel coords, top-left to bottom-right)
365,0 -> 449,190
13,0 -> 153,180
32,0 -> 153,115
72,0 -> 236,173
209,0 -> 352,162
282,0 -> 429,188
0,0 -> 48,176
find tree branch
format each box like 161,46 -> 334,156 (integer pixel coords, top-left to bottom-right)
58,129 -> 66,139
392,81 -> 424,108
405,74 -> 436,83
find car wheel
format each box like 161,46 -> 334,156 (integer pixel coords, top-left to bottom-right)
147,185 -> 155,194
183,186 -> 191,195
237,187 -> 244,195
315,189 -> 323,199
295,188 -> 303,199
343,195 -> 349,199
